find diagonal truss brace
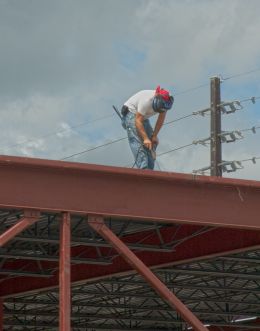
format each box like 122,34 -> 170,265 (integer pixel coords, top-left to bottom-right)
0,210 -> 40,247
88,215 -> 209,331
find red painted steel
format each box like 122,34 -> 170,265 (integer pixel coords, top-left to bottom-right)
0,298 -> 2,331
0,210 -> 40,247
0,227 -> 259,297
88,215 -> 209,331
59,212 -> 71,331
0,155 -> 260,229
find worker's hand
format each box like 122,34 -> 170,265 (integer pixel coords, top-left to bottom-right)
143,138 -> 152,150
151,135 -> 159,147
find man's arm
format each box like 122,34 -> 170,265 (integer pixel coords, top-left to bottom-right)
135,112 -> 153,150
151,112 -> 167,146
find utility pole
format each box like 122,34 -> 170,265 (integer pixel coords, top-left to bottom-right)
210,76 -> 222,176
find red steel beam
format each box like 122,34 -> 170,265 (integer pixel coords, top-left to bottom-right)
0,210 -> 40,247
0,155 -> 259,229
0,298 -> 2,331
88,215 -> 209,331
59,212 -> 71,331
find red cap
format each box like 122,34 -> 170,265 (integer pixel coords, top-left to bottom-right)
155,86 -> 171,101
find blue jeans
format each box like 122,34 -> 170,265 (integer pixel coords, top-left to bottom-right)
122,112 -> 155,169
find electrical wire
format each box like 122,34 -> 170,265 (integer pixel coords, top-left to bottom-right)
60,94 -> 260,162
127,142 -> 197,168
3,68 -> 260,154
59,107 -> 210,161
4,70 -> 260,166
173,83 -> 209,96
58,92 -> 260,162
0,113 -> 115,153
193,155 -> 260,175
60,136 -> 127,161
0,82 -> 210,154
129,121 -> 260,168
164,113 -> 196,125
238,96 -> 260,104
219,95 -> 260,108
157,143 -> 195,157
221,67 -> 260,81
240,125 -> 260,134
239,156 -> 260,163
171,66 -> 260,99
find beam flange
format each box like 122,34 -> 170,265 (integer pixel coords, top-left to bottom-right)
88,215 -> 209,331
0,155 -> 260,229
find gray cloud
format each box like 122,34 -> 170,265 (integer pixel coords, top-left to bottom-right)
0,0 -> 260,180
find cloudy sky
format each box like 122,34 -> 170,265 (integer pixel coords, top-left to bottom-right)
1,0 -> 260,180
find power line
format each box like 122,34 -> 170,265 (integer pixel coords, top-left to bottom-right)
153,124 -> 260,161
173,83 -> 209,96
59,94 -> 260,162
0,113 -> 115,153
1,82 -> 211,154
160,106 -> 212,127
240,125 -> 260,134
205,95 -> 260,116
60,107 -> 211,161
164,93 -> 260,126
161,66 -> 260,95
193,155 -> 260,175
221,67 -> 260,81
157,143 -> 195,157
126,141 -> 197,168
3,68 -> 260,154
60,137 -> 126,161
192,124 -> 260,146
4,71 -> 260,167
238,96 -> 260,104
239,156 -> 260,163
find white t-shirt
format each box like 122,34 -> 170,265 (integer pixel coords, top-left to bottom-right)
124,90 -> 156,119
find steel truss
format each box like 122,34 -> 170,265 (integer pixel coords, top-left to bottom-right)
3,248 -> 260,330
0,156 -> 259,331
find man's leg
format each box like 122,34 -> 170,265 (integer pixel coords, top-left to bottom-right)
143,120 -> 155,170
125,113 -> 151,169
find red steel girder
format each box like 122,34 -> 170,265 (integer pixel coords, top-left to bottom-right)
88,215 -> 209,331
59,212 -> 71,331
0,209 -> 40,247
0,298 -> 2,331
0,155 -> 260,229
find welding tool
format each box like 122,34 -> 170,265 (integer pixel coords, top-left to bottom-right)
112,105 -> 122,120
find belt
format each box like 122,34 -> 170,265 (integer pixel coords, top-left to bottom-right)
121,105 -> 129,116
